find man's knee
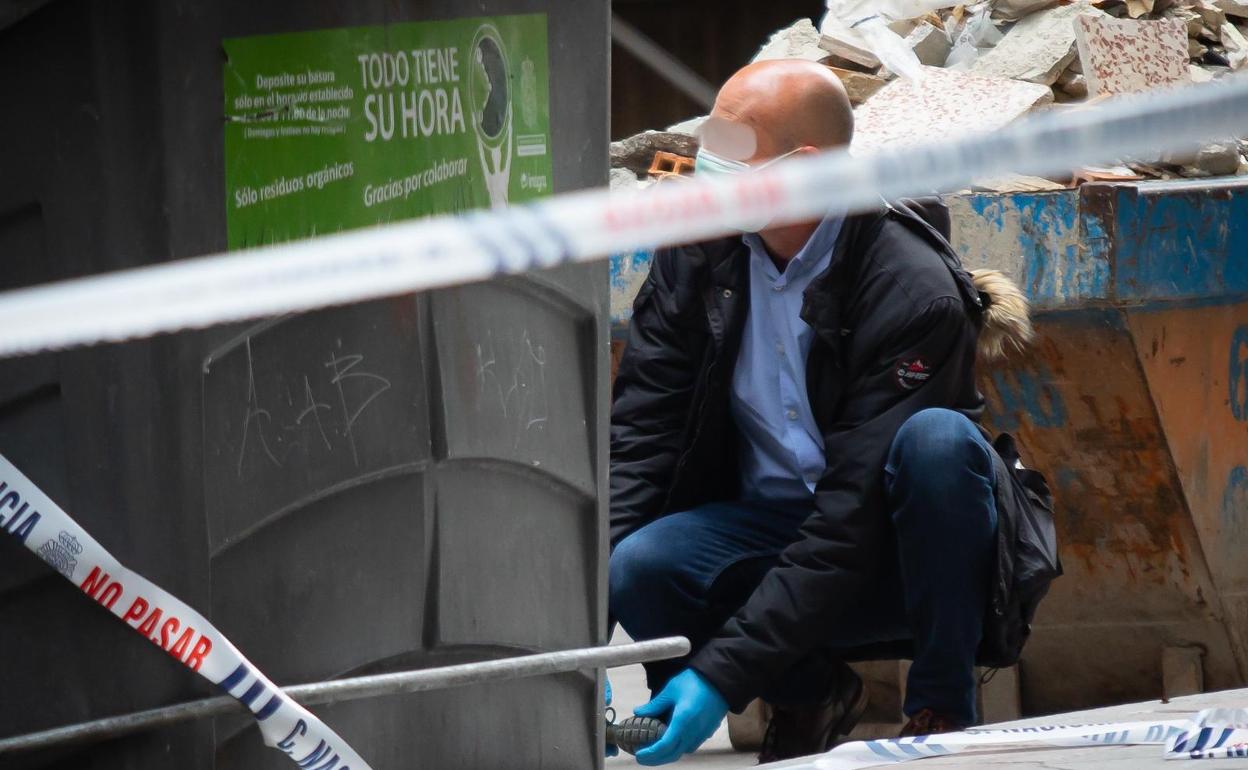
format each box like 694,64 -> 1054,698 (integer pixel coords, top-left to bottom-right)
609,524 -> 682,623
889,408 -> 991,483
888,404 -> 993,506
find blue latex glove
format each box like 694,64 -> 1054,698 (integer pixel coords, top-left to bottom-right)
605,674 -> 618,758
633,669 -> 728,766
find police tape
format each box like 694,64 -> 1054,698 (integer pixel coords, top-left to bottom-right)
2,75 -> 1248,358
0,452 -> 376,769
766,708 -> 1248,769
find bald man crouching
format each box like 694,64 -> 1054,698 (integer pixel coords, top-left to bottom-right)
608,60 -> 1038,765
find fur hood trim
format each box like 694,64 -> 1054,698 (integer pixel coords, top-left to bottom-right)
971,269 -> 1033,361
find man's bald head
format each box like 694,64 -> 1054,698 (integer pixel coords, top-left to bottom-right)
706,59 -> 853,162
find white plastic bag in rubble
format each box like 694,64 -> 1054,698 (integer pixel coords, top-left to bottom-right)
945,2 -> 1003,69
821,0 -> 955,81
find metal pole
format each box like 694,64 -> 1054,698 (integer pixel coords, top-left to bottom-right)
611,13 -> 718,111
0,636 -> 689,755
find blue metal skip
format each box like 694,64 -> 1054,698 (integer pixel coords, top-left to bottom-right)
950,179 -> 1248,308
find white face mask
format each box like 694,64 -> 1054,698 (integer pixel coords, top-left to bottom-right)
693,147 -> 752,175
693,146 -> 804,232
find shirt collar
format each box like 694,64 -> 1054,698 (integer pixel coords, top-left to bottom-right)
743,210 -> 845,282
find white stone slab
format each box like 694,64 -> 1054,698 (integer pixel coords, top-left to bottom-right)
753,18 -> 830,63
1074,15 -> 1190,96
972,2 -> 1106,85
851,66 -> 1052,154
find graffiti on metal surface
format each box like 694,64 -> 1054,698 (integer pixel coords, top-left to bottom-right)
325,352 -> 393,466
239,337 -> 282,475
236,337 -> 394,476
290,375 -> 333,453
474,328 -> 550,443
1231,324 -> 1248,421
988,365 -> 1068,431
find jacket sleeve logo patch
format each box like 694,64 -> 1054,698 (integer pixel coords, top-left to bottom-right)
896,357 -> 933,390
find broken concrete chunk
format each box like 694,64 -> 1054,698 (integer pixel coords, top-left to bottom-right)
1124,0 -> 1155,19
1164,6 -> 1206,35
972,3 -> 1106,85
1193,0 -> 1229,29
971,174 -> 1067,192
610,131 -> 700,176
1191,38 -> 1210,56
1221,21 -> 1248,67
851,66 -> 1052,154
888,18 -> 919,37
609,166 -> 652,192
1195,142 -> 1243,175
1074,16 -> 1189,96
1177,144 -> 1244,177
1215,0 -> 1248,18
1073,165 -> 1145,184
827,66 -> 887,104
1189,63 -> 1220,80
905,23 -> 952,67
818,14 -> 880,69
991,0 -> 1062,21
1128,161 -> 1179,178
753,18 -> 830,63
1058,70 -> 1090,97
1177,165 -> 1213,177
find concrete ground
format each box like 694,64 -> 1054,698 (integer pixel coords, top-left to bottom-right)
762,687 -> 1248,769
607,629 -> 1248,769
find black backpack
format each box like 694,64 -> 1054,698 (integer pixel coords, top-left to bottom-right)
978,433 -> 1062,667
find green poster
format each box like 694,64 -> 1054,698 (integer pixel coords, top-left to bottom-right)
223,14 -> 552,249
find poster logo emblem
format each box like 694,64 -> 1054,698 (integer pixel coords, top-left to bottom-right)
469,23 -> 513,207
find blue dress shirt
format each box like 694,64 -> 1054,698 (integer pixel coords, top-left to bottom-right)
730,214 -> 845,503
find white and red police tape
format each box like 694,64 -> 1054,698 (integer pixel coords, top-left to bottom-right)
1,76 -> 1248,358
764,708 -> 1248,769
758,703 -> 1248,763
0,452 -> 376,769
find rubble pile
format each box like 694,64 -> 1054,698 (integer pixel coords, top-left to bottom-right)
611,0 -> 1248,193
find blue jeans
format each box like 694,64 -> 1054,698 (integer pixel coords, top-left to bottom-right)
610,408 -> 998,725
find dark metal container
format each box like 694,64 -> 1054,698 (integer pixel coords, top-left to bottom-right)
0,1 -> 609,768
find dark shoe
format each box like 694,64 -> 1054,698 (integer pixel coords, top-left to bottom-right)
898,708 -> 968,737
756,668 -> 869,763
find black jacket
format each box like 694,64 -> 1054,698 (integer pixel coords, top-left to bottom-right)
609,203 -> 992,710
